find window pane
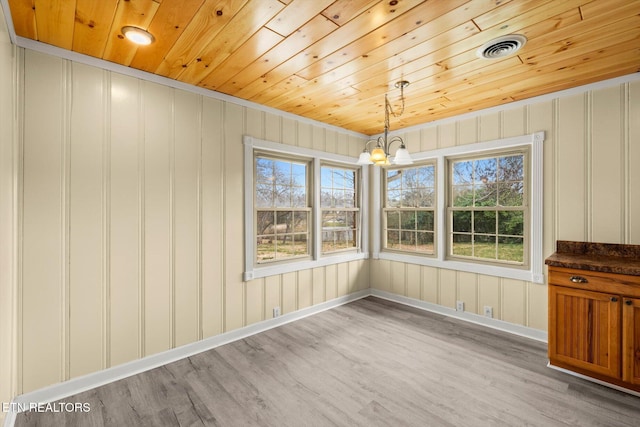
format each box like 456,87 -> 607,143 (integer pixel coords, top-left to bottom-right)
474,158 -> 496,183
452,161 -> 473,185
386,211 -> 400,229
321,189 -> 332,208
452,234 -> 472,256
333,189 -> 346,208
474,182 -> 497,207
256,183 -> 274,207
256,158 -> 275,183
416,188 -> 435,207
401,231 -> 416,250
294,211 -> 308,233
498,155 -> 524,181
416,211 -> 434,231
474,211 -> 496,234
474,234 -> 496,259
387,230 -> 400,249
294,233 -> 308,255
452,185 -> 473,207
402,168 -> 418,189
274,161 -> 291,185
498,236 -> 524,262
418,166 -> 435,188
275,185 -> 291,207
387,190 -> 401,208
417,232 -> 434,253
292,186 -> 306,207
498,181 -> 523,206
257,237 -> 275,262
498,211 -> 524,236
344,190 -> 355,208
400,211 -> 416,230
291,163 -> 306,186
400,190 -> 415,208
256,211 -> 275,236
452,211 -> 471,233
276,237 -> 295,258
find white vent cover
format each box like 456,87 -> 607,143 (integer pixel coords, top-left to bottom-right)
476,34 -> 527,59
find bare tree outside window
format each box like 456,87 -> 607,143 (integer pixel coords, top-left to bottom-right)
255,156 -> 310,263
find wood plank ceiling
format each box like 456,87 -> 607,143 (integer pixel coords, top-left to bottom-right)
6,0 -> 640,135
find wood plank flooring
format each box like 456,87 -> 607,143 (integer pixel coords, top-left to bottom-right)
15,297 -> 640,426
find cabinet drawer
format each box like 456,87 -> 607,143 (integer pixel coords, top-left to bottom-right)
548,266 -> 640,297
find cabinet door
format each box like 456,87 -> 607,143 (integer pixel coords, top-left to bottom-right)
623,298 -> 640,385
549,285 -> 621,379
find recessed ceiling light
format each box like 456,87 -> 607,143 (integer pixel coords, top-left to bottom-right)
476,34 -> 527,59
121,26 -> 155,45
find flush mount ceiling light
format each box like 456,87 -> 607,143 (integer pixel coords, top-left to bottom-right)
476,34 -> 527,59
357,80 -> 413,166
121,26 -> 155,45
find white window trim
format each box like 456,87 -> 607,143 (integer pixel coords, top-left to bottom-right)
372,131 -> 545,284
244,136 -> 369,281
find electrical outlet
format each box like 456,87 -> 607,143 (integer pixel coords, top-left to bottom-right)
456,300 -> 464,312
483,306 -> 493,318
273,307 -> 281,318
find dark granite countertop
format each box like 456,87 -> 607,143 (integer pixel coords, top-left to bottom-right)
545,241 -> 640,276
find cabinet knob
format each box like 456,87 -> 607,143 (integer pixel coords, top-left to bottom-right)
611,297 -> 619,302
625,299 -> 633,306
569,275 -> 588,284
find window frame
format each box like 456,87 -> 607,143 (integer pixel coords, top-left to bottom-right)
254,152 -> 313,265
382,161 -> 437,256
446,147 -> 529,267
244,136 -> 369,281
320,162 -> 361,256
373,131 -> 544,284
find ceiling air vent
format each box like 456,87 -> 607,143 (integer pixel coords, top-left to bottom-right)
476,34 -> 527,59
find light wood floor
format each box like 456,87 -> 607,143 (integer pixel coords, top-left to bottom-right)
15,297 -> 640,426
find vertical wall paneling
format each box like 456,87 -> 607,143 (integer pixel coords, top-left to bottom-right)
298,269 -> 313,309
109,73 -> 141,367
421,266 -> 438,304
245,278 -> 264,326
69,62 -> 105,378
264,275 -> 280,319
406,263 -> 420,300
324,264 -> 337,301
478,275 -> 501,320
439,269 -> 457,309
223,102 -> 245,331
143,82 -> 172,356
630,81 -> 640,243
458,272 -> 478,314
21,51 -> 65,392
591,87 -> 623,243
282,272 -> 297,314
173,90 -> 200,347
0,4 -> 18,417
390,261 -> 406,296
557,94 -> 586,241
312,267 -> 325,305
201,97 -> 224,338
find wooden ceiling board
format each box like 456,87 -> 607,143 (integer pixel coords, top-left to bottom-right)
34,0 -> 75,49
207,15 -> 337,93
265,0 -> 335,37
72,0 -> 119,58
128,0 -> 206,73
175,0 -> 284,85
154,0 -> 251,80
5,0 -> 639,135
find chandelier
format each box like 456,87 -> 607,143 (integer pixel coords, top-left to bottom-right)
357,80 -> 413,166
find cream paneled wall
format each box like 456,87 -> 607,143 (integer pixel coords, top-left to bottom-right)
0,5 -> 18,424
15,49 -> 368,395
371,79 -> 640,331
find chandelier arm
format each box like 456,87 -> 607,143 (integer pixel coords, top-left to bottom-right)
385,136 -> 406,155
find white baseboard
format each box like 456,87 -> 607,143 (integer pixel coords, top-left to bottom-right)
4,288 -> 548,427
370,289 -> 548,343
3,290 -> 370,427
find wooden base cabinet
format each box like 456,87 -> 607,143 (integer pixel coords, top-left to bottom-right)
548,266 -> 640,393
623,297 -> 640,385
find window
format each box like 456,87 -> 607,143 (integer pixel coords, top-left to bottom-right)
448,150 -> 528,265
373,132 -> 544,284
244,136 -> 369,281
255,155 -> 311,263
383,163 -> 436,254
320,165 -> 359,254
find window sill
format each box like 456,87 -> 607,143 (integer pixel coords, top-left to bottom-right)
376,251 -> 544,284
244,252 -> 368,281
